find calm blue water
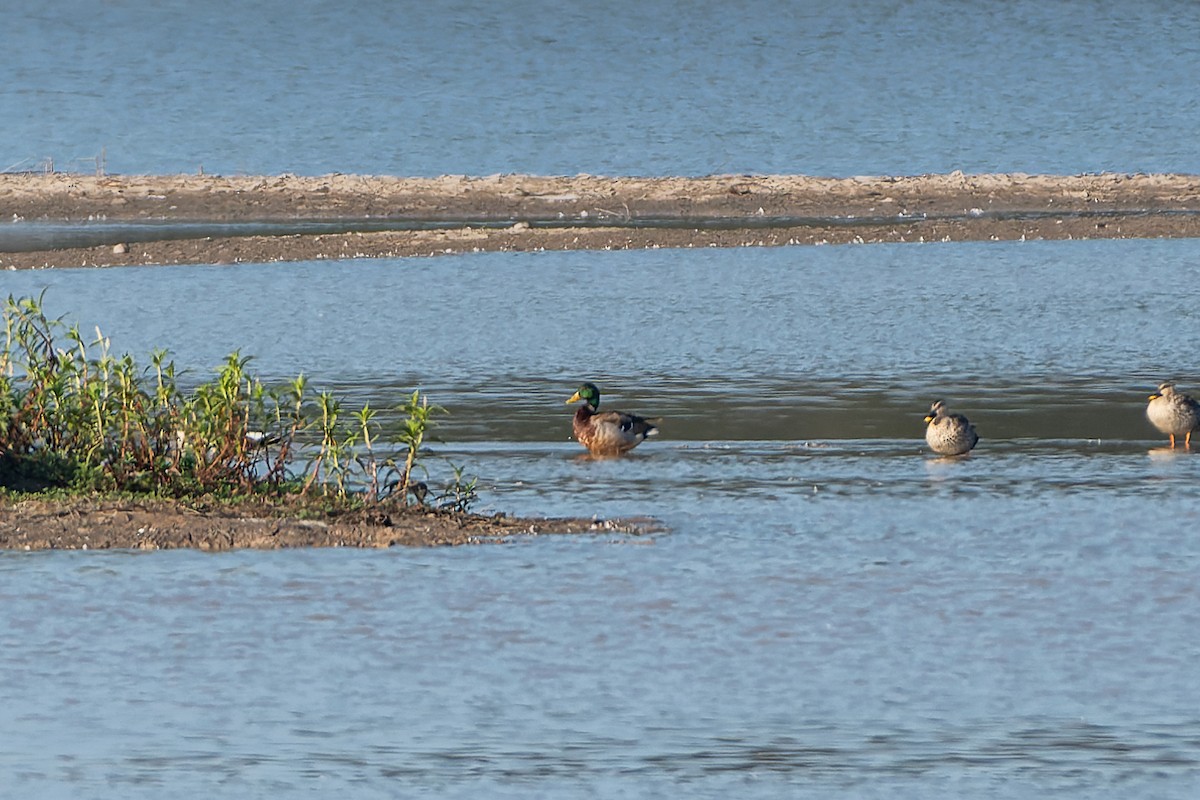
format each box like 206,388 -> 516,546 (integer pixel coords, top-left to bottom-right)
4,0 -> 1200,177
3,239 -> 1200,798
5,2 -> 1200,796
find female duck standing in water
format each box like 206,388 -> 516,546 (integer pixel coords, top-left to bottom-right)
566,383 -> 658,456
1146,382 -> 1200,448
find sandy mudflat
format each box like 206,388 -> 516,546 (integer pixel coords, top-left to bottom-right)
2,171 -> 1200,268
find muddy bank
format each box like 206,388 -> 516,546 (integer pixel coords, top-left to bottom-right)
3,171 -> 1199,268
0,496 -> 654,551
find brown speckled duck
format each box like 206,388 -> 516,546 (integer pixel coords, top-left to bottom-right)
566,383 -> 658,456
1146,382 -> 1200,448
923,399 -> 979,456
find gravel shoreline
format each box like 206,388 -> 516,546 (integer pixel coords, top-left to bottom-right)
3,171 -> 1199,268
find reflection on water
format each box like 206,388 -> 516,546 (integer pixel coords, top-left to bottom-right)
3,239 -> 1200,799
1147,446 -> 1197,461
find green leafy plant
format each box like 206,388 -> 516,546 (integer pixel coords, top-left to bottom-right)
0,294 -> 470,512
435,461 -> 479,513
394,389 -> 445,504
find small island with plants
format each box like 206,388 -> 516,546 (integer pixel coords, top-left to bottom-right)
0,294 -> 639,550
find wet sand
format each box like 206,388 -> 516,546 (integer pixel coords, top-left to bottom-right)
0,496 -> 654,550
3,171 -> 1200,268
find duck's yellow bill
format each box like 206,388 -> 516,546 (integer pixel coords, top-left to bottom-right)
566,391 -> 582,404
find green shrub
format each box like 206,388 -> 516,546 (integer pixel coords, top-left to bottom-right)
0,293 -> 468,509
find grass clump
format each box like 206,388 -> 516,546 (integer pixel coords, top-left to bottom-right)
0,293 -> 472,510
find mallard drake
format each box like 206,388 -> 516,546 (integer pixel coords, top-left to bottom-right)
923,399 -> 978,456
1146,382 -> 1200,448
566,382 -> 658,456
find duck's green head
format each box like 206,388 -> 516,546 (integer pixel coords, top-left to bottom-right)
566,382 -> 601,410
